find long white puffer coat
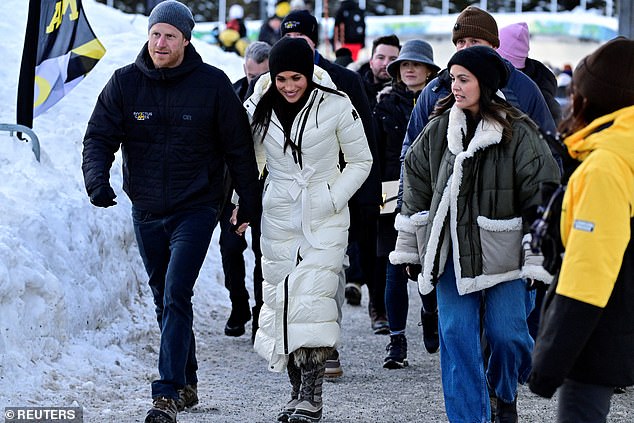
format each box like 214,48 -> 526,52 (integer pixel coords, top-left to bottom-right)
245,66 -> 372,372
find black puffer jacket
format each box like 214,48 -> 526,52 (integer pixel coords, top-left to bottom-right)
357,61 -> 389,111
82,43 -> 260,221
523,57 -> 562,124
375,84 -> 417,182
374,84 -> 417,256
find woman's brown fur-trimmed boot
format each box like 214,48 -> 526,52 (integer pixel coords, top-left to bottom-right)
277,354 -> 302,422
289,347 -> 330,423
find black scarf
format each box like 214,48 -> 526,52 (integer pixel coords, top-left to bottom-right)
272,83 -> 313,165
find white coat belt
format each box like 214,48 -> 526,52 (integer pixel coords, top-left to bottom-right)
286,166 -> 326,250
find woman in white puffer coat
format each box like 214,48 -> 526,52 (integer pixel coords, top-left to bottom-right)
244,37 -> 372,423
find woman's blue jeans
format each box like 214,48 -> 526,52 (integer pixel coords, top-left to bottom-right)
384,262 -> 409,331
436,259 -> 534,423
133,206 -> 217,399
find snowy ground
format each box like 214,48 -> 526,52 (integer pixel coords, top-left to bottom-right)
0,1 -> 631,422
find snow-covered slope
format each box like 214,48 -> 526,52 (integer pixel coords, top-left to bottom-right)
0,0 -> 245,405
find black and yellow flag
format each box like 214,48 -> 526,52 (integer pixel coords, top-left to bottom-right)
17,0 -> 106,129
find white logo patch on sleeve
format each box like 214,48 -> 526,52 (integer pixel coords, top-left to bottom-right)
573,219 -> 595,232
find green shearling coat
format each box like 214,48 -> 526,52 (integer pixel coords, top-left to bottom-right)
390,105 -> 560,295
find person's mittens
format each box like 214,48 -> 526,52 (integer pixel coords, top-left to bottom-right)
90,185 -> 117,208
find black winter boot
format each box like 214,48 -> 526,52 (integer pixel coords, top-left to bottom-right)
495,394 -> 518,423
289,358 -> 325,422
324,348 -> 343,379
251,303 -> 261,344
383,334 -> 408,369
224,301 -> 251,337
420,308 -> 439,353
278,357 -> 302,422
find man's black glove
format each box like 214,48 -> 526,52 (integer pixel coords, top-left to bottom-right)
90,185 -> 117,208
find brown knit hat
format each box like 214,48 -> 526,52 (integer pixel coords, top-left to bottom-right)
452,6 -> 499,48
573,37 -> 634,113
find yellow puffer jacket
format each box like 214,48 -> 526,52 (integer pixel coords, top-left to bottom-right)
559,105 -> 634,306
530,104 -> 634,397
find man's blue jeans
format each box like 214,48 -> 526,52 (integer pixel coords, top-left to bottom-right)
436,259 -> 534,423
132,206 -> 217,399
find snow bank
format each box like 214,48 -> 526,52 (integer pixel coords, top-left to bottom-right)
0,0 -> 242,396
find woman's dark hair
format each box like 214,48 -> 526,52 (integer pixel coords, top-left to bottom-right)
429,82 -> 522,142
557,89 -> 609,139
251,78 -> 344,141
251,84 -> 277,138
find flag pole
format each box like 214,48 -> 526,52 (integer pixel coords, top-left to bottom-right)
5,0 -> 42,161
0,124 -> 41,161
16,0 -> 40,134
12,0 -> 106,162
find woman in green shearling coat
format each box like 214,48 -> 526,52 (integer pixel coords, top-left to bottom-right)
390,46 -> 559,422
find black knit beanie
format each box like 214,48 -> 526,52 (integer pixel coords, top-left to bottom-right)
574,36 -> 634,113
452,6 -> 499,48
148,0 -> 195,40
269,37 -> 314,81
281,10 -> 319,46
447,46 -> 509,92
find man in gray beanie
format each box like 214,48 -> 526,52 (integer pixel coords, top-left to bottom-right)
82,1 -> 261,422
146,0 -> 195,69
148,0 -> 195,41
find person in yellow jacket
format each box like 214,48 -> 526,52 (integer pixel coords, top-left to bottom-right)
529,37 -> 634,423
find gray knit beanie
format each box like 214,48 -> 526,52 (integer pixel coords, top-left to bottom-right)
148,0 -> 195,40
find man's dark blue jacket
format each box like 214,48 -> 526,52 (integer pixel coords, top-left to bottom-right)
82,43 -> 260,222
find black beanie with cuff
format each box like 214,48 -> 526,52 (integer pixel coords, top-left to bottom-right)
268,37 -> 315,82
447,46 -> 509,93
